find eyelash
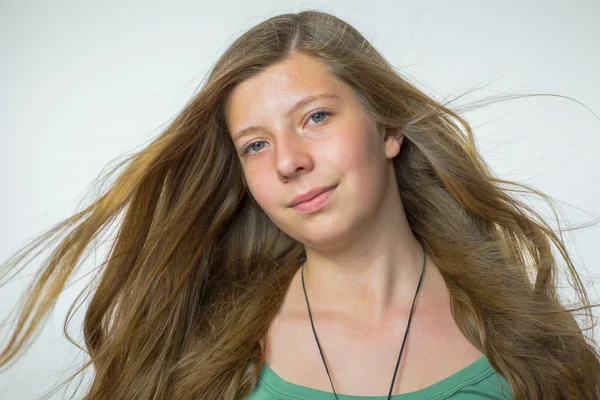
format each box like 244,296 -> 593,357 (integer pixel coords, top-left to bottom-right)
240,109 -> 331,155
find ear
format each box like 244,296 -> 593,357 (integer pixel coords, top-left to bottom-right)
384,127 -> 404,159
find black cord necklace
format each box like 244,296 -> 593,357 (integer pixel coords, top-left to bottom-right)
300,241 -> 426,400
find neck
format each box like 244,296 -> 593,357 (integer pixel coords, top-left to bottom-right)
301,228 -> 426,327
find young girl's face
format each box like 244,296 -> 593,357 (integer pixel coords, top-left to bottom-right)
225,52 -> 402,249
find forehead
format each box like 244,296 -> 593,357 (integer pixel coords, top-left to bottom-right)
225,53 -> 347,129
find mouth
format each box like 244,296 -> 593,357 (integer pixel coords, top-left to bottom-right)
290,185 -> 337,207
291,185 -> 337,213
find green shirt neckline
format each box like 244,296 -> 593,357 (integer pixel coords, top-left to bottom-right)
258,355 -> 498,400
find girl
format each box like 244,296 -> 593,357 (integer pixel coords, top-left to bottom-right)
1,10 -> 599,400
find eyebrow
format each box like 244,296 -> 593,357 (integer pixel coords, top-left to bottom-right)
232,93 -> 340,142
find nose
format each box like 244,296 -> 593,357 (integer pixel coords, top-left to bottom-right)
275,131 -> 314,181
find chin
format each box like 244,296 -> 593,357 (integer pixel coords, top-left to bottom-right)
300,225 -> 350,249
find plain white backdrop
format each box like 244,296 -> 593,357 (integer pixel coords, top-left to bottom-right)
1,1 -> 599,399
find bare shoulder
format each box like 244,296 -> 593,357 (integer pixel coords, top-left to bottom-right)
263,261 -> 485,396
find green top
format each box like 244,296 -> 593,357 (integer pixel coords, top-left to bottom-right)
244,355 -> 513,399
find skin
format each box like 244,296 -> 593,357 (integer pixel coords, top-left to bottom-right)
224,51 -> 429,329
224,52 -> 485,395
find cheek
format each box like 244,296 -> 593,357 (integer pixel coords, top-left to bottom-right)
328,123 -> 383,178
328,124 -> 387,207
244,171 -> 288,223
246,177 -> 274,207
249,181 -> 291,230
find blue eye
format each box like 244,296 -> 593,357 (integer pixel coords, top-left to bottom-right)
241,141 -> 267,155
240,109 -> 332,155
306,109 -> 330,125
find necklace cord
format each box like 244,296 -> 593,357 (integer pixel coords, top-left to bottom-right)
300,241 -> 427,400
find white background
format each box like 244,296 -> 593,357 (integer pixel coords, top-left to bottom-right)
1,1 -> 599,399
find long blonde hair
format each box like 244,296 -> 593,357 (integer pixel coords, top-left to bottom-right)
1,10 -> 599,400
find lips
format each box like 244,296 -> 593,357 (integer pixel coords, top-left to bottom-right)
290,185 -> 337,207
